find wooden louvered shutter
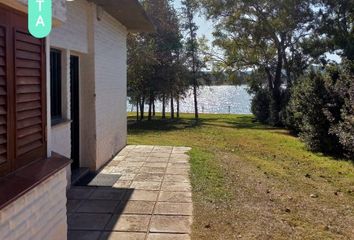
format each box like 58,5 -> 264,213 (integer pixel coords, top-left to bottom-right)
0,5 -> 47,176
0,24 -> 10,176
14,28 -> 46,169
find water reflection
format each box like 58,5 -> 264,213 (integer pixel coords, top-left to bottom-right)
127,85 -> 252,114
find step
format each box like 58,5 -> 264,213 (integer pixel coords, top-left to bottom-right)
71,167 -> 90,186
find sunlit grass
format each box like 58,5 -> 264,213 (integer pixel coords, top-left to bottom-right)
128,113 -> 354,239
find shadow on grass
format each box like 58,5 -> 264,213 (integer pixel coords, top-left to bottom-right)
128,117 -> 202,133
128,115 -> 276,134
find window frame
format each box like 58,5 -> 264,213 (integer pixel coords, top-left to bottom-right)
50,48 -> 63,125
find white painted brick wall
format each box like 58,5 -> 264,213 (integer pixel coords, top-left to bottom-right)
17,0 -> 67,22
50,0 -> 88,53
49,0 -> 88,163
51,124 -> 71,158
49,1 -> 128,170
94,11 -> 128,169
0,169 -> 68,240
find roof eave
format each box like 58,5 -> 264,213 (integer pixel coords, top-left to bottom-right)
90,0 -> 155,33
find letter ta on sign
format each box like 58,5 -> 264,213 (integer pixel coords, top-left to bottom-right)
28,0 -> 52,38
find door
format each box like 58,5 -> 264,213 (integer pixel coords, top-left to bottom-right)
0,4 -> 47,176
70,55 -> 80,169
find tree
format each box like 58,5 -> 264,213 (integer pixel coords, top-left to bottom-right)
128,0 -> 185,121
181,0 -> 201,120
313,0 -> 354,61
199,0 -> 314,125
127,33 -> 157,120
144,0 -> 184,120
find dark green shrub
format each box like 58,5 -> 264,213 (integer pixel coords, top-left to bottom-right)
287,72 -> 342,154
324,61 -> 354,158
287,61 -> 354,159
251,89 -> 271,124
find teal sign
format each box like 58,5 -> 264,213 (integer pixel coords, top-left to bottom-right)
28,0 -> 52,38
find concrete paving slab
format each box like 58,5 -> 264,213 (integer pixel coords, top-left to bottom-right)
89,189 -> 127,200
68,145 -> 193,238
126,190 -> 159,201
76,200 -> 119,213
161,182 -> 192,192
139,166 -> 166,173
147,233 -> 191,240
67,199 -> 82,213
67,187 -> 95,200
143,162 -> 168,168
113,180 -> 132,188
99,232 -> 146,240
68,230 -> 101,240
134,173 -> 164,182
116,200 -> 155,214
165,168 -> 190,175
130,181 -> 162,190
150,215 -> 192,233
164,174 -> 190,183
158,191 -> 193,203
105,214 -> 150,232
154,202 -> 193,216
68,213 -> 111,230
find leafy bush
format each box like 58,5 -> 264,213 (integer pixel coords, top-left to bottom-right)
287,61 -> 354,158
287,72 -> 342,154
251,88 -> 271,124
324,61 -> 354,158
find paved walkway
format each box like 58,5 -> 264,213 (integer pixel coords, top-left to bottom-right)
67,145 -> 193,240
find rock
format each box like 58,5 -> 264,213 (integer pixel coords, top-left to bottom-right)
310,194 -> 318,198
285,208 -> 291,213
204,224 -> 211,229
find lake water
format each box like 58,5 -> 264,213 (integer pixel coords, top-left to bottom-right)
127,85 -> 253,114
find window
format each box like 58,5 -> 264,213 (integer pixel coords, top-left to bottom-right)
50,49 -> 62,124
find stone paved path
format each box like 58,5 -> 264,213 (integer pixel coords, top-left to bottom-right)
67,145 -> 193,240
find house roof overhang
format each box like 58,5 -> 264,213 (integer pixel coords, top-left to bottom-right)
90,0 -> 155,33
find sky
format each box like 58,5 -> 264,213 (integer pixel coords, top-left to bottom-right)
173,0 -> 215,42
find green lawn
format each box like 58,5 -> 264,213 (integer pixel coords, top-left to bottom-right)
128,113 -> 354,240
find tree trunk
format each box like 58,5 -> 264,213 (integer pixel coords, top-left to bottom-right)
170,94 -> 175,119
193,84 -> 198,119
148,95 -> 152,121
153,100 -> 156,117
162,94 -> 166,119
140,97 -> 145,120
269,47 -> 284,126
136,98 -> 139,121
177,96 -> 180,118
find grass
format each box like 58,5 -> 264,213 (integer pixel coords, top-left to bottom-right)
128,113 -> 354,240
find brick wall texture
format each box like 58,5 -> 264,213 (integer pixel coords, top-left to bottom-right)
0,169 -> 68,240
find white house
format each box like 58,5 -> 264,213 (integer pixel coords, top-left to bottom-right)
0,0 -> 153,239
